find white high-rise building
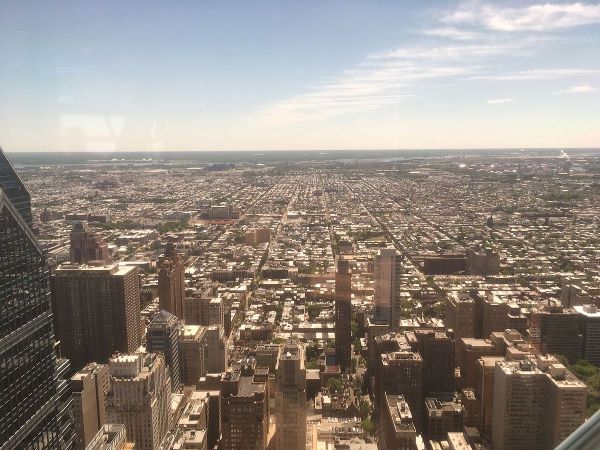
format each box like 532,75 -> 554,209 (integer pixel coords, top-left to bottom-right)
105,353 -> 172,450
492,356 -> 586,450
275,343 -> 307,450
374,248 -> 403,329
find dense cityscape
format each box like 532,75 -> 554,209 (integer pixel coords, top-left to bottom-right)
3,148 -> 600,450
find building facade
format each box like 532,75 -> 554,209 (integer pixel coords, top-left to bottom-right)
69,222 -> 110,264
179,325 -> 207,385
334,258 -> 352,372
0,149 -> 75,449
50,263 -> 141,370
379,351 -> 423,431
71,363 -> 110,449
275,343 -> 307,450
158,242 -> 186,319
106,353 -> 172,450
146,310 -> 181,392
492,356 -> 587,450
374,248 -> 403,330
220,362 -> 269,450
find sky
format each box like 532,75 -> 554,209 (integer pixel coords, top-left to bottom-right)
0,0 -> 599,152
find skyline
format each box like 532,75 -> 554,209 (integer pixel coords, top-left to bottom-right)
1,0 -> 599,152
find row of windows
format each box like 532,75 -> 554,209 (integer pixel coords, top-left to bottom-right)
0,206 -> 62,449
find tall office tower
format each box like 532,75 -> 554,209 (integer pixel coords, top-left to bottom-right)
334,258 -> 352,371
0,147 -> 32,226
71,363 -> 110,449
275,343 -> 307,450
56,357 -> 78,449
50,263 -> 141,370
456,338 -> 500,388
413,330 -> 455,394
382,394 -> 418,450
445,291 -> 476,340
374,248 -> 403,330
574,305 -> 600,366
480,293 -> 510,338
69,222 -> 110,264
158,242 -> 186,318
0,149 -> 75,449
492,356 -> 587,450
196,375 -> 223,450
366,318 -> 391,375
530,304 -> 582,363
220,361 -> 269,450
474,356 -> 504,440
204,325 -> 226,373
380,351 -> 423,431
179,325 -> 207,385
106,353 -> 172,450
146,310 -> 181,391
184,292 -> 224,329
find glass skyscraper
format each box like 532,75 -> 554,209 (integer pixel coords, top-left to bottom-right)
0,148 -> 75,450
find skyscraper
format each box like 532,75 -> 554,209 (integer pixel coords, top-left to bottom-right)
445,291 -> 476,341
492,356 -> 587,450
574,304 -> 600,366
158,242 -> 186,318
204,325 -> 226,374
179,324 -> 207,386
334,258 -> 352,371
0,147 -> 75,449
412,329 -> 455,395
220,361 -> 269,450
105,353 -> 172,450
71,363 -> 110,449
0,147 -> 32,226
275,343 -> 307,450
184,291 -> 224,329
530,304 -> 582,364
50,263 -> 141,370
69,222 -> 110,264
374,248 -> 403,330
146,310 -> 181,391
379,351 -> 423,431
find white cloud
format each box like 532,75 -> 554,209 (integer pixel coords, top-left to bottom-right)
487,98 -> 513,104
422,27 -> 480,40
469,69 -> 600,81
253,3 -> 600,127
554,84 -> 597,94
371,43 -> 518,60
444,2 -> 600,32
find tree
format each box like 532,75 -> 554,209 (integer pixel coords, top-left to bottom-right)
361,418 -> 375,436
307,304 -> 322,319
327,377 -> 342,393
306,343 -> 320,361
359,398 -> 371,419
306,360 -> 319,370
568,359 -> 600,416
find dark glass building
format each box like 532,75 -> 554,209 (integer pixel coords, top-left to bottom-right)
0,147 -> 32,227
146,309 -> 181,391
0,148 -> 75,449
335,258 -> 352,372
